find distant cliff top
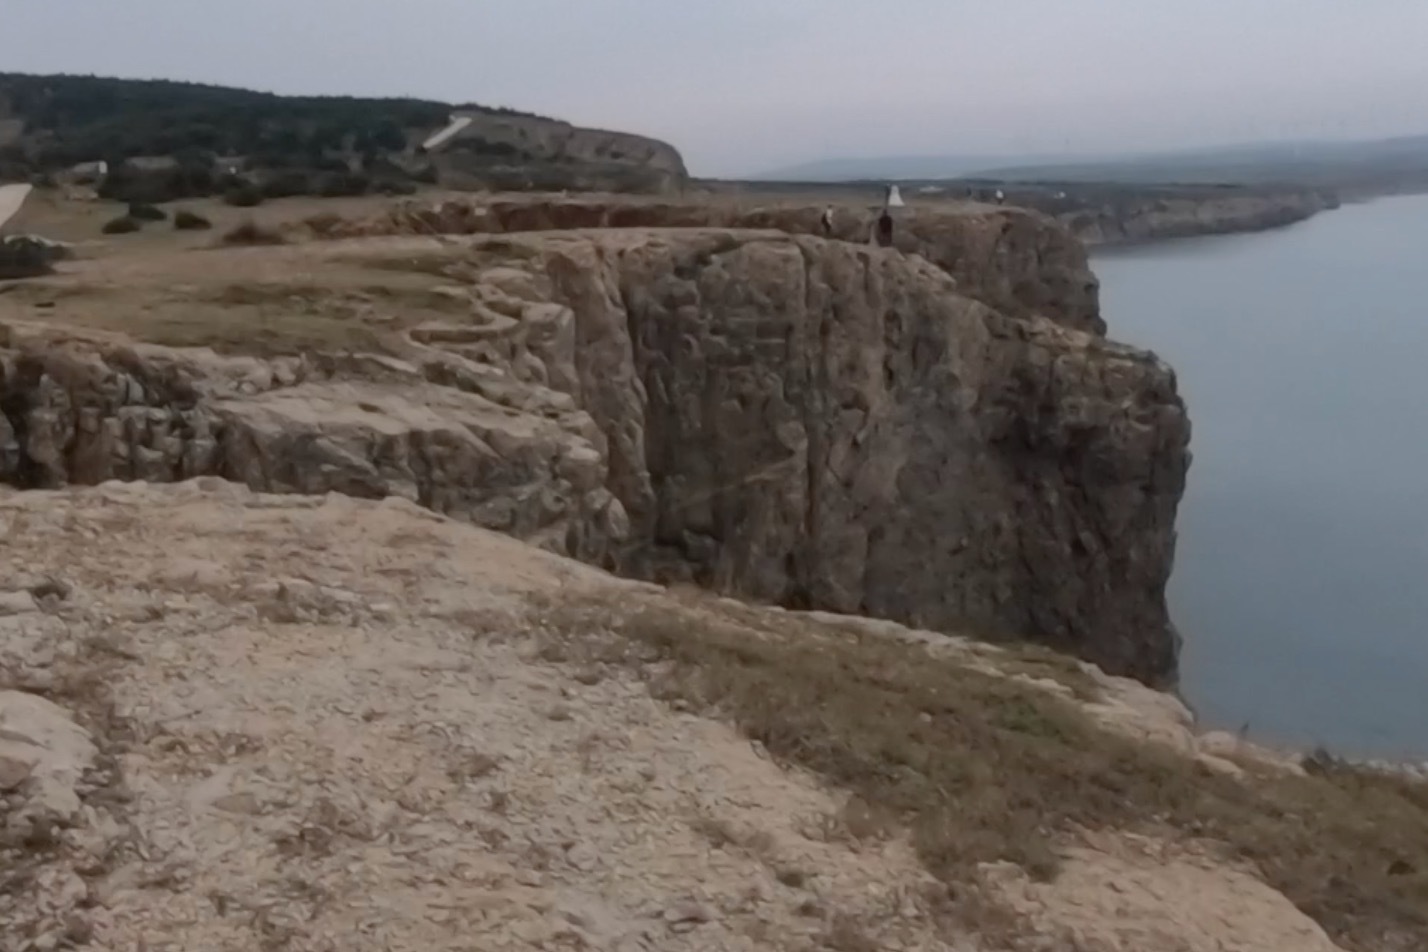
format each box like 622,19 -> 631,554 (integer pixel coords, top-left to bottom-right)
0,72 -> 687,196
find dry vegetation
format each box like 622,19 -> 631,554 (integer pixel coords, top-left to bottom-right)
534,589 -> 1428,952
220,219 -> 287,246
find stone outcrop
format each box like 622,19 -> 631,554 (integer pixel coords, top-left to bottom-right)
0,228 -> 1189,683
0,340 -> 628,569
432,114 -> 689,195
319,196 -> 1107,335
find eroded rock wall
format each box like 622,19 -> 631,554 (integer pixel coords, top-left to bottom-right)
540,232 -> 1186,682
0,341 -> 628,567
0,229 -> 1188,682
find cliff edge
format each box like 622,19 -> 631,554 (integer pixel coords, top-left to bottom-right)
0,219 -> 1187,683
321,195 -> 1106,335
1052,187 -> 1338,246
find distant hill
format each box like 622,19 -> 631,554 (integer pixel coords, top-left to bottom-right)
757,134 -> 1428,195
753,152 -> 1133,182
0,73 -> 687,199
976,135 -> 1428,192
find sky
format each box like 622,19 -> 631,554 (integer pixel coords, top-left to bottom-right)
3,0 -> 1427,177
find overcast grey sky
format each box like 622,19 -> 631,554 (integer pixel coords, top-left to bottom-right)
4,0 -> 1426,176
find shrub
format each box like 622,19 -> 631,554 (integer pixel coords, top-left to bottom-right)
0,238 -> 58,280
316,171 -> 370,198
173,209 -> 212,231
374,178 -> 417,196
221,219 -> 286,246
101,216 -> 142,235
127,202 -> 167,222
302,212 -> 345,238
223,185 -> 264,208
260,170 -> 313,200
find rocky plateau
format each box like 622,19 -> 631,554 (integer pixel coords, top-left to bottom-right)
1,201 -> 1188,684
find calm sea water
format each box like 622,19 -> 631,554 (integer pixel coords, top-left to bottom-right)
1094,194 -> 1428,759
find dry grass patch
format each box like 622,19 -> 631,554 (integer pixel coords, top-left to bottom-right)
128,308 -> 388,358
220,219 -> 287,246
536,590 -> 1428,952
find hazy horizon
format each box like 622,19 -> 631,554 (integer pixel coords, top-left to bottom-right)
3,1 -> 1426,177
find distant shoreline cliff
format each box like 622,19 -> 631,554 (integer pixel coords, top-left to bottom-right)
1055,188 -> 1340,247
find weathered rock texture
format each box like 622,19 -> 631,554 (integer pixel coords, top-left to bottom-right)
0,480 -> 1348,951
319,197 -> 1106,335
0,229 -> 1188,683
434,114 -> 689,195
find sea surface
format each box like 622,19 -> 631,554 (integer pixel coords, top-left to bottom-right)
1093,194 -> 1428,759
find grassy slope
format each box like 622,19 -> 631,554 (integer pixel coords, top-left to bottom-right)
0,72 -> 542,169
538,589 -> 1428,952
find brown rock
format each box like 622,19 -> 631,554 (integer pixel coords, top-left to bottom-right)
0,751 -> 34,790
0,226 -> 1188,683
360,196 -> 1105,334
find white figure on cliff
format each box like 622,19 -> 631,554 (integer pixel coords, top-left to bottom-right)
821,205 -> 835,236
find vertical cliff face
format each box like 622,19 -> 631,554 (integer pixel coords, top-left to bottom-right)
541,232 -> 1188,683
0,222 -> 1189,684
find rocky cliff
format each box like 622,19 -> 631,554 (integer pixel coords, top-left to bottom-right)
0,226 -> 1188,683
1058,188 -> 1338,247
434,114 -> 689,195
323,196 -> 1106,335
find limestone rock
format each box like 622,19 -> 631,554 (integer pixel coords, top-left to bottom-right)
0,691 -> 97,826
0,227 -> 1188,682
353,196 -> 1106,335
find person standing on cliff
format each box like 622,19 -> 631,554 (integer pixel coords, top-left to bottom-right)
821,204 -> 835,237
876,208 -> 894,247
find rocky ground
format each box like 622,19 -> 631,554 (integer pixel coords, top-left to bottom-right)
0,479 -> 1402,951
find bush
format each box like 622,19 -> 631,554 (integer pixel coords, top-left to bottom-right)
223,185 -> 264,208
0,237 -> 58,280
173,209 -> 212,231
302,212 -> 346,238
260,170 -> 313,200
374,178 -> 418,196
316,171 -> 371,198
127,202 -> 167,222
221,219 -> 286,246
101,216 -> 142,235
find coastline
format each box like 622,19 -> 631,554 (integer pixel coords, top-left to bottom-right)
1061,188 -> 1339,248
701,177 -> 1349,249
